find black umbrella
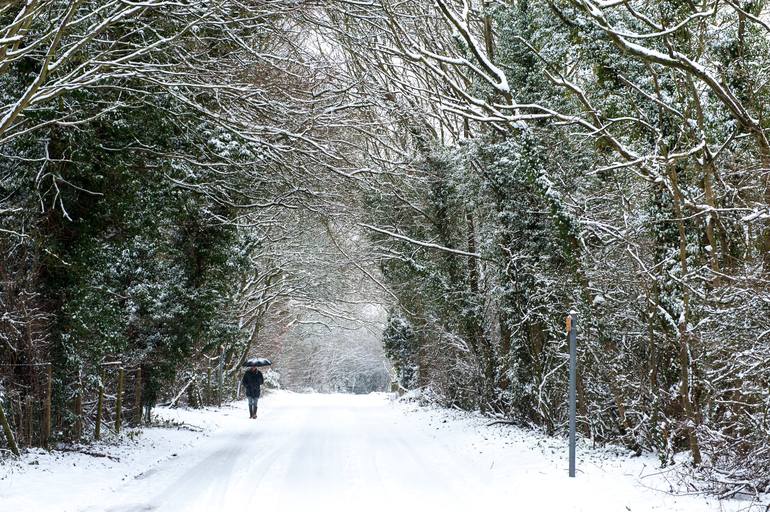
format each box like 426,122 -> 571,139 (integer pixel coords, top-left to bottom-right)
243,357 -> 272,367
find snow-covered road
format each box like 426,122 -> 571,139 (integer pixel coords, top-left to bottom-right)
2,391 -> 766,512
81,392 -> 502,512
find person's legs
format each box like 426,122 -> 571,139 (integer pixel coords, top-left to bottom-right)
253,396 -> 259,418
247,396 -> 256,418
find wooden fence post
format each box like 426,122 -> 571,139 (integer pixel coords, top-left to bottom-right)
95,369 -> 104,441
217,345 -> 224,407
206,366 -> 212,406
43,364 -> 52,449
133,367 -> 142,425
115,367 -> 124,434
15,396 -> 22,447
0,396 -> 20,456
25,395 -> 32,446
74,375 -> 83,442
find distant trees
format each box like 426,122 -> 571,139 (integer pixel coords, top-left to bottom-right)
246,215 -> 392,394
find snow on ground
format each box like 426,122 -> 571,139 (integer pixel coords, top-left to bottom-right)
0,403 -> 237,512
0,390 -> 767,512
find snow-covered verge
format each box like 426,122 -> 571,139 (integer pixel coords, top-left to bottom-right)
396,394 -> 770,512
0,391 -> 767,512
0,402 -> 243,511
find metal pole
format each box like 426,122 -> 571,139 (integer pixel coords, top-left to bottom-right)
568,311 -> 577,478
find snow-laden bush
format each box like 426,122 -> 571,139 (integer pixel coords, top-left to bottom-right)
263,369 -> 281,390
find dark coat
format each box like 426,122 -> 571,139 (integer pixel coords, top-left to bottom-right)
242,369 -> 264,397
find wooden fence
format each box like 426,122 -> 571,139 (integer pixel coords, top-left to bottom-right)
0,362 -> 144,454
1,353 -> 231,456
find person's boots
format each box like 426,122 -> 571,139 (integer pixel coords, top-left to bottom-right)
254,407 -> 258,419
248,404 -> 254,418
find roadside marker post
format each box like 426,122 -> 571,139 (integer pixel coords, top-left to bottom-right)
567,311 -> 577,478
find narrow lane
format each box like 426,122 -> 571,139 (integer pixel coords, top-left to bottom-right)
80,393 -> 496,512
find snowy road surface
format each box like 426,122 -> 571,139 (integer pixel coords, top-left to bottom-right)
86,392 -> 499,512
2,391 -> 765,512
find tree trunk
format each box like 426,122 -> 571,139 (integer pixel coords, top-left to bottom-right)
0,398 -> 20,456
668,168 -> 703,466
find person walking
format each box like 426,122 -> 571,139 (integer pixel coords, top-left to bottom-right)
241,366 -> 264,419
